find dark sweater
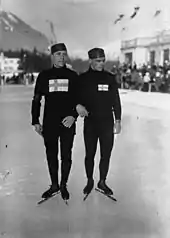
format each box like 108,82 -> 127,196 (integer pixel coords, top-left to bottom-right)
77,67 -> 122,121
31,65 -> 78,128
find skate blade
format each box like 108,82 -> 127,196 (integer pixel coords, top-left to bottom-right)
83,189 -> 93,201
60,194 -> 69,205
64,199 -> 69,205
95,188 -> 117,202
61,197 -> 69,205
83,193 -> 89,201
37,191 -> 60,205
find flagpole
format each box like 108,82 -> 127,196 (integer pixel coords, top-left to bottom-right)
46,19 -> 57,44
120,14 -> 128,65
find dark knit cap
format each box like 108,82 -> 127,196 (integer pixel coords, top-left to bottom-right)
51,43 -> 67,54
88,47 -> 105,59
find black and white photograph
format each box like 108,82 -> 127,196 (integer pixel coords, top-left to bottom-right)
0,0 -> 170,237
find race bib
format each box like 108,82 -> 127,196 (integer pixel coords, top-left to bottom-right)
49,79 -> 69,92
98,84 -> 109,91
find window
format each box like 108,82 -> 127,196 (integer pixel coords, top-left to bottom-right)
125,52 -> 133,65
150,51 -> 155,64
163,49 -> 169,62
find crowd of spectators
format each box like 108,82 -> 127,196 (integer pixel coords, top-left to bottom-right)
112,61 -> 170,93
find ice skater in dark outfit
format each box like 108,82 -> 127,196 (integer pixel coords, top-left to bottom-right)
76,48 -> 122,196
31,43 -> 78,201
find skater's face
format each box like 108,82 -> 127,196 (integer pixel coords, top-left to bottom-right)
90,57 -> 105,71
52,50 -> 68,68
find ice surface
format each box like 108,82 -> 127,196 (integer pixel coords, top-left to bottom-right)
0,85 -> 170,238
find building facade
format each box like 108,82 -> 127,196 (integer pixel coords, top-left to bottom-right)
121,30 -> 170,67
0,52 -> 21,78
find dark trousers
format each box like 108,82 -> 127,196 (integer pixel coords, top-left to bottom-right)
43,125 -> 75,186
83,119 -> 114,181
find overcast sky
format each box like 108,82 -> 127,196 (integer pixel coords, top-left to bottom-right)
2,0 -> 170,57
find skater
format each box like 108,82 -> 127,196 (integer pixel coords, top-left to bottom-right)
76,48 -> 122,198
31,43 -> 78,202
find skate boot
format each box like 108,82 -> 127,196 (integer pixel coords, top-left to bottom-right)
41,184 -> 60,199
83,178 -> 94,195
60,184 -> 70,201
97,180 -> 113,195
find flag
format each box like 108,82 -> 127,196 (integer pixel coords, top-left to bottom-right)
49,79 -> 69,92
114,14 -> 124,24
130,6 -> 140,19
154,10 -> 161,17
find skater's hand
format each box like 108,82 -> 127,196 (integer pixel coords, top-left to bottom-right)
62,116 -> 75,128
114,120 -> 121,134
76,104 -> 88,117
34,124 -> 43,136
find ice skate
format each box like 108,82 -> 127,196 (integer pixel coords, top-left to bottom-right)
83,178 -> 94,201
37,184 -> 60,205
95,180 -> 117,202
60,184 -> 69,205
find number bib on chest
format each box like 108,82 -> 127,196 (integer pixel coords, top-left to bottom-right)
98,84 -> 109,91
49,79 -> 69,92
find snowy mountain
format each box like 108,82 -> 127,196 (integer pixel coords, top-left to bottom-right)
0,11 -> 49,52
